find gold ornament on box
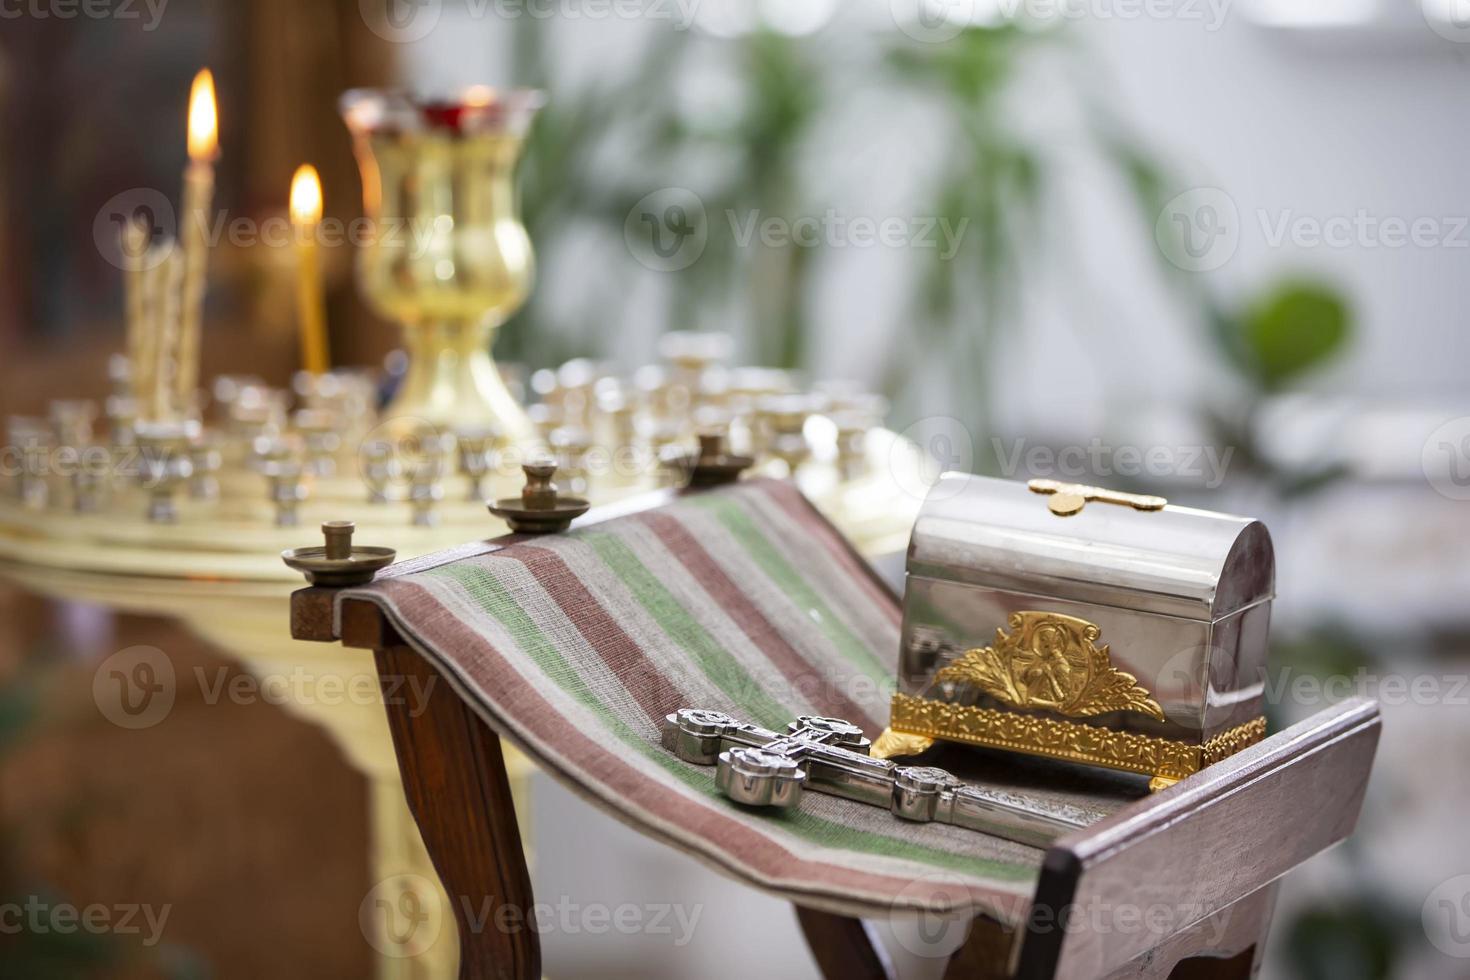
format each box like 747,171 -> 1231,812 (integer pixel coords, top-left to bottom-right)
934,611 -> 1165,722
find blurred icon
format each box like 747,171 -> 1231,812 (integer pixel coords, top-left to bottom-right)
93,189 -> 176,272
625,188 -> 709,271
361,0 -> 443,42
1155,187 -> 1239,272
892,0 -> 978,43
360,874 -> 445,958
1423,874 -> 1470,957
1423,417 -> 1470,500
93,646 -> 176,730
891,416 -> 974,501
1424,0 -> 1470,42
889,871 -> 975,958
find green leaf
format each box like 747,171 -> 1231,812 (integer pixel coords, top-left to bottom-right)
1241,280 -> 1351,390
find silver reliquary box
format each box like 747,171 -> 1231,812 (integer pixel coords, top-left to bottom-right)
877,476 -> 1275,791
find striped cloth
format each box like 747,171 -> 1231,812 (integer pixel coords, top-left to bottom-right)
342,480 -> 1106,923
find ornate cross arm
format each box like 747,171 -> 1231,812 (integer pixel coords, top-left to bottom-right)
661,708 -> 1105,849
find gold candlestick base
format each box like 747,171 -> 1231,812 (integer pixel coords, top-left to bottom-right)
386,320 -> 533,443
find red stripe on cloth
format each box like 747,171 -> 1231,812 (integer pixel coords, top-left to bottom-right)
371,577 -> 1024,919
513,544 -> 686,725
754,481 -> 903,627
637,510 -> 881,734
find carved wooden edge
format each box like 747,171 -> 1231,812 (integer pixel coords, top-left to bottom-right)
795,908 -> 895,980
289,541 -> 512,644
376,644 -> 540,980
289,586 -> 340,642
1014,697 -> 1381,980
287,489 -> 681,646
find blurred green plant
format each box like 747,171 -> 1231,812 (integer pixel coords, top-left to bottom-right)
882,25 -> 1042,441
1233,280 -> 1351,392
504,24 -> 828,372
499,16 -> 1357,500
1198,279 -> 1355,498
1283,894 -> 1412,980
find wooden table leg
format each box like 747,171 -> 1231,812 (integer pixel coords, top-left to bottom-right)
796,906 -> 893,980
943,916 -> 1016,980
376,645 -> 540,980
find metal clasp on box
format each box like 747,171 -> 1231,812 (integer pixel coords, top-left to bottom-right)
1028,479 -> 1167,517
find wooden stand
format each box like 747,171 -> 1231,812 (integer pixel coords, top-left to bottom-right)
291,536 -> 1379,980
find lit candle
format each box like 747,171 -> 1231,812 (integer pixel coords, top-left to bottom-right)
175,68 -> 218,408
290,164 -> 331,376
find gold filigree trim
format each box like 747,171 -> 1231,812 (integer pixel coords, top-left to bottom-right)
1202,716 -> 1268,766
888,693 -> 1267,781
933,611 -> 1165,722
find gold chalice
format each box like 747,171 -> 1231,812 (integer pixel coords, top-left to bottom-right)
341,87 -> 545,443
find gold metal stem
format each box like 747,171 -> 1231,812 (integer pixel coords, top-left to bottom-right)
384,319 -> 533,443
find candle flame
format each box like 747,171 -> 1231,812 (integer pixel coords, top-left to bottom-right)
290,165 -> 324,225
187,69 -> 218,161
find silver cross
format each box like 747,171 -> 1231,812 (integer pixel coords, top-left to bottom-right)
662,708 -> 1105,848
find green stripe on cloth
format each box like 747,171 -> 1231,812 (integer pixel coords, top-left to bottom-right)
581,529 -> 793,731
689,492 -> 893,685
424,559 -> 1035,883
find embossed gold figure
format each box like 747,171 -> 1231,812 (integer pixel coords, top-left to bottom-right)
935,612 -> 1165,721
342,88 -> 545,441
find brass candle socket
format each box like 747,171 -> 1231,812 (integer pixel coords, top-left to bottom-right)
454,425 -> 498,502
549,425 -> 592,494
71,467 -> 104,514
294,409 -> 343,477
759,394 -> 815,474
189,436 -> 223,501
282,520 -> 397,587
134,419 -> 199,524
7,416 -> 52,510
261,460 -> 309,528
360,438 -> 398,504
405,431 -> 453,527
489,461 -> 589,534
341,88 -> 545,442
670,429 -> 753,488
106,396 -> 139,449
